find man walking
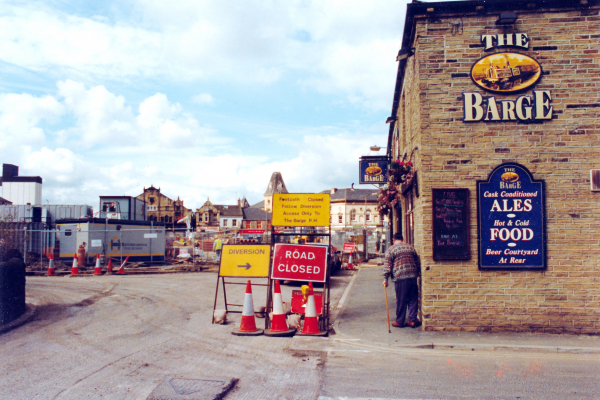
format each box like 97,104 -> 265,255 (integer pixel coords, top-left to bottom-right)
383,232 -> 420,328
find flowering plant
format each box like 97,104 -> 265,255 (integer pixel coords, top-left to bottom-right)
376,159 -> 413,216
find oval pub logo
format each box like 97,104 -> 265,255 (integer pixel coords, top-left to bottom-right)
471,52 -> 542,94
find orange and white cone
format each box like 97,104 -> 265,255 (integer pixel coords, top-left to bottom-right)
117,256 -> 129,275
347,253 -> 354,269
298,282 -> 327,336
93,253 -> 102,275
232,280 -> 263,336
106,258 -> 113,274
47,253 -> 56,276
70,255 -> 79,275
265,280 -> 295,337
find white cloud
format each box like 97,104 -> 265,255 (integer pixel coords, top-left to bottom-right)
0,1 -> 404,111
191,93 -> 214,105
0,92 -> 64,153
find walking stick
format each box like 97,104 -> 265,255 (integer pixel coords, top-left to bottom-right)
384,284 -> 391,333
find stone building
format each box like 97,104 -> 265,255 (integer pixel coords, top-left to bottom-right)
195,198 -> 247,232
327,188 -> 381,232
263,172 -> 289,212
386,0 -> 599,334
135,186 -> 192,227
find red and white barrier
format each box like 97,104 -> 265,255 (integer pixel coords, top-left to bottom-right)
298,282 -> 327,336
265,280 -> 295,337
117,256 -> 129,275
47,253 -> 56,276
232,280 -> 263,336
93,253 -> 102,275
70,255 -> 79,276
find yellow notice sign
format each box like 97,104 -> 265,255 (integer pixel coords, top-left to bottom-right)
219,245 -> 271,277
272,193 -> 330,227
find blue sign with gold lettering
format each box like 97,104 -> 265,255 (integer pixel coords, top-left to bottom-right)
477,163 -> 546,270
359,156 -> 388,185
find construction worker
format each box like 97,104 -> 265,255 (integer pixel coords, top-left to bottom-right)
213,237 -> 223,260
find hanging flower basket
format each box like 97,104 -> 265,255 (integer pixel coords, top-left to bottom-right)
377,160 -> 413,216
401,171 -> 415,194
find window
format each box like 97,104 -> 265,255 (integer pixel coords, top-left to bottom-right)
165,206 -> 169,211
338,215 -> 343,224
65,229 -> 72,237
350,209 -> 356,221
223,219 -> 228,227
257,221 -> 262,229
366,210 -> 371,221
232,219 -> 237,227
204,214 -> 208,222
103,202 -> 116,212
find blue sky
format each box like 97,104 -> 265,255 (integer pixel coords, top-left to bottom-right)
0,0 -> 410,210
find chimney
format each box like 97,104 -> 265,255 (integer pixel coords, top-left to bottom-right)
331,188 -> 337,194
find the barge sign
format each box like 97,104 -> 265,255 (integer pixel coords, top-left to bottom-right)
463,32 -> 554,123
359,156 -> 388,185
271,243 -> 328,282
271,193 -> 330,227
477,163 -> 546,270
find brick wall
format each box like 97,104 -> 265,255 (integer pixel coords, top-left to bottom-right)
392,5 -> 600,334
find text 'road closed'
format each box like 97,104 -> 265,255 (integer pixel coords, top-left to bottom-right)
271,244 -> 328,282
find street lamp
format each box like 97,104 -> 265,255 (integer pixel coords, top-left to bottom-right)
370,145 -> 386,152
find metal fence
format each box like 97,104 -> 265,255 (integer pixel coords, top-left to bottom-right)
0,224 -> 225,272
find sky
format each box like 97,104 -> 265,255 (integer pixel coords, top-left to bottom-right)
0,0 -> 411,211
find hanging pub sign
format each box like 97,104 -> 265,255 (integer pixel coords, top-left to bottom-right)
477,163 -> 546,270
359,156 -> 388,185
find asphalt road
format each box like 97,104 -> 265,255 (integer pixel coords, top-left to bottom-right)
2,271 -> 599,399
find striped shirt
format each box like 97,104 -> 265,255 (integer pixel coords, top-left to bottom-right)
383,241 -> 420,281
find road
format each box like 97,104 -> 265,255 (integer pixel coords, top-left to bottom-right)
1,272 -> 599,399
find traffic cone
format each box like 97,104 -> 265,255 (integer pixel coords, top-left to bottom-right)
232,280 -> 263,336
93,253 -> 102,275
347,253 -> 354,269
297,282 -> 327,336
117,256 -> 129,275
265,280 -> 295,337
106,258 -> 113,274
70,255 -> 79,275
46,253 -> 56,276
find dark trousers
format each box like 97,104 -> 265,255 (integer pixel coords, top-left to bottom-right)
394,277 -> 419,325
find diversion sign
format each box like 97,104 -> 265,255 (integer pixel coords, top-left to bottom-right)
477,163 -> 546,270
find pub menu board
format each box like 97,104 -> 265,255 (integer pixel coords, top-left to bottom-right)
432,188 -> 470,260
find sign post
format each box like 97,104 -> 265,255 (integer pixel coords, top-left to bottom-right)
270,193 -> 332,334
272,244 -> 328,283
212,244 -> 271,325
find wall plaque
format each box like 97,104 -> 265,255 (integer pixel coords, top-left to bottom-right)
432,188 -> 470,260
477,163 -> 546,270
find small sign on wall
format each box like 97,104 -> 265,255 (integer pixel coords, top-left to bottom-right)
477,163 -> 546,270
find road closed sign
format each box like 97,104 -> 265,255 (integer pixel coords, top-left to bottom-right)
271,244 -> 328,282
219,245 -> 271,277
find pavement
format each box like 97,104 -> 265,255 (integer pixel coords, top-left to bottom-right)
333,260 -> 600,355
3,260 -> 600,358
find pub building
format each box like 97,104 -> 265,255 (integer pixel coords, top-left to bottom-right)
384,0 -> 599,334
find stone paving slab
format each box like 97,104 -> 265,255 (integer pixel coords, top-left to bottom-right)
147,376 -> 238,400
334,265 -> 600,354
